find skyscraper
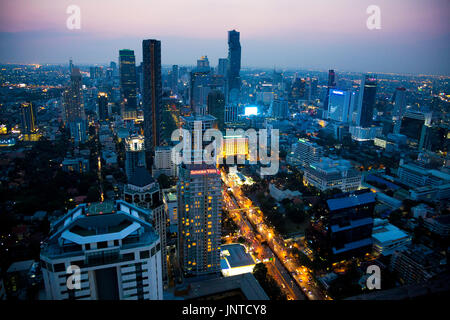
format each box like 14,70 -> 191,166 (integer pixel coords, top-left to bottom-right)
125,135 -> 146,180
177,114 -> 222,277
323,69 -> 336,110
171,65 -> 179,92
143,39 -> 162,159
63,67 -> 85,124
40,200 -> 163,300
197,56 -> 210,69
356,74 -> 377,128
97,92 -> 108,121
63,67 -> 87,144
327,89 -> 352,123
119,49 -> 137,117
207,90 -> 225,131
271,98 -> 289,119
227,30 -> 241,103
393,87 -> 407,134
20,102 -> 37,134
217,58 -> 228,77
190,68 -> 211,115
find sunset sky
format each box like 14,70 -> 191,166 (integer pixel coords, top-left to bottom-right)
0,0 -> 449,75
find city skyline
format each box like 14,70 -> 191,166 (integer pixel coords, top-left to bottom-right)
0,0 -> 449,75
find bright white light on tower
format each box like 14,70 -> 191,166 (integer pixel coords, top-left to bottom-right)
244,106 -> 258,116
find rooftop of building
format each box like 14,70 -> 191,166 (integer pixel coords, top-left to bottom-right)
128,166 -> 155,188
220,243 -> 256,270
327,191 -> 375,211
372,218 -> 410,243
181,273 -> 269,300
41,200 -> 158,259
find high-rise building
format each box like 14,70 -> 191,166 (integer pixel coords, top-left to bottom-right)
197,56 -> 210,69
40,200 -> 163,300
227,30 -> 241,103
399,110 -> 432,142
152,146 -> 177,177
303,157 -> 362,192
97,92 -> 108,121
143,39 -> 162,158
123,167 -> 167,282
217,58 -> 228,77
287,138 -> 323,168
177,114 -> 222,277
63,67 -> 85,124
306,190 -> 375,260
190,68 -> 211,115
393,87 -> 407,134
356,74 -> 377,127
119,49 -> 137,114
327,89 -> 352,123
289,77 -> 307,102
177,164 -> 222,277
125,135 -> 146,180
323,69 -> 336,109
271,98 -> 289,119
170,65 -> 178,92
309,77 -> 318,100
225,104 -> 239,124
20,102 -> 37,134
207,90 -> 225,131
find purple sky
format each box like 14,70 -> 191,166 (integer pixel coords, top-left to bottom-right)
0,0 -> 449,75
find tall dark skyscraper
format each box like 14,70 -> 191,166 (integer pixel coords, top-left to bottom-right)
207,90 -> 225,131
357,74 -> 377,128
63,67 -> 85,124
119,49 -> 137,114
97,92 -> 108,121
323,69 -> 336,110
142,39 -> 162,159
190,67 -> 211,115
171,65 -> 179,92
227,30 -> 241,102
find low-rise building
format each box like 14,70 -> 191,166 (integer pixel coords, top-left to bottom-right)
372,218 -> 411,256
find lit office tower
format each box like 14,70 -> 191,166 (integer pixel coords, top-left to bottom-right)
227,30 -> 241,102
97,92 -> 108,121
356,74 -> 377,127
323,69 -> 336,109
20,102 -> 37,134
171,65 -> 179,92
190,67 -> 211,115
63,67 -> 87,144
217,58 -> 228,77
63,67 -> 85,124
197,56 -> 210,69
271,98 -> 289,119
327,89 -> 352,123
207,90 -> 226,131
119,49 -> 137,117
125,135 -> 147,180
40,200 -> 163,300
177,114 -> 222,277
143,39 -> 162,157
393,87 -> 407,134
